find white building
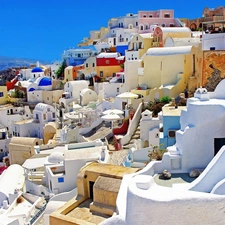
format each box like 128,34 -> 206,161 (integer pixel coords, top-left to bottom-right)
12,103 -> 56,139
48,60 -> 62,78
80,88 -> 98,106
59,80 -> 89,108
140,109 -> 161,147
23,140 -> 108,196
101,79 -> 225,225
0,104 -> 32,136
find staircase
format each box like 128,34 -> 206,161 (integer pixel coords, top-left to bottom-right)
123,123 -> 140,149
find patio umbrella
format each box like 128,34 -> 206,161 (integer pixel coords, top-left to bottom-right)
116,92 -> 138,104
116,92 -> 138,99
102,108 -> 124,115
101,113 -> 124,128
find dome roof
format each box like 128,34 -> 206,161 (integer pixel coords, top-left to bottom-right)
48,152 -> 64,164
29,87 -> 35,92
31,67 -> 43,73
38,77 -> 52,86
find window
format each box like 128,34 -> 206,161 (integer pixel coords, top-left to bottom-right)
92,63 -> 95,67
143,14 -> 146,18
47,108 -> 50,112
168,130 -> 176,138
43,114 -> 46,120
100,71 -> 103,77
117,87 -> 120,93
161,23 -> 166,27
0,92 -> 3,97
36,114 -> 39,120
136,22 -> 138,26
52,112 -> 55,118
58,177 -> 64,183
164,13 -> 170,18
140,25 -> 144,30
86,63 -> 88,68
106,60 -> 109,64
149,14 -> 152,17
136,37 -> 138,41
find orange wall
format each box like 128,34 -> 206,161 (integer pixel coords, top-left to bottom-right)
73,65 -> 84,79
202,50 -> 225,88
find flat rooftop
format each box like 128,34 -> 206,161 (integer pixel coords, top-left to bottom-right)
154,173 -> 196,187
66,198 -> 110,224
162,106 -> 186,116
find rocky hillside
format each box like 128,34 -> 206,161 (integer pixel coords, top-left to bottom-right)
0,56 -> 52,71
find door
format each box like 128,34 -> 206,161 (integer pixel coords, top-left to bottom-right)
214,138 -> 225,156
89,181 -> 95,199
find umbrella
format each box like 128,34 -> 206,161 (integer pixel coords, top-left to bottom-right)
101,113 -> 124,128
116,92 -> 138,105
102,108 -> 124,115
116,92 -> 138,99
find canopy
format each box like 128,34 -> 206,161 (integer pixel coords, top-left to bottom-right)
22,157 -> 46,170
102,109 -> 124,115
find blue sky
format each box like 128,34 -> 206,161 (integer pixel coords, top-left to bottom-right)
0,0 -> 224,61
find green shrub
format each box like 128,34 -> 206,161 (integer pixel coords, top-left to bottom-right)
160,96 -> 171,104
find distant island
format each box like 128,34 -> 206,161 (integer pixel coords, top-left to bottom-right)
0,55 -> 53,71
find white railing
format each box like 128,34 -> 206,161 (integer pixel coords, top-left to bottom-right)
121,102 -> 142,146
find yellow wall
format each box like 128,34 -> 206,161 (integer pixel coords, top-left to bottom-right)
128,34 -> 153,59
64,67 -> 74,82
9,138 -> 43,165
96,65 -> 122,78
81,57 -> 97,78
0,86 -> 7,105
42,90 -> 63,105
131,89 -> 150,97
143,47 -> 197,100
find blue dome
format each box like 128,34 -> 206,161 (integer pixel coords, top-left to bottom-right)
29,87 -> 35,91
31,67 -> 43,73
38,77 -> 52,86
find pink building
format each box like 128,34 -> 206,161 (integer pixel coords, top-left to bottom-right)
138,9 -> 183,34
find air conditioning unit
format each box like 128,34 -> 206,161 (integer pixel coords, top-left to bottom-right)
168,130 -> 176,138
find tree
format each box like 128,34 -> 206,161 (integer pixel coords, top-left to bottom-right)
55,59 -> 67,79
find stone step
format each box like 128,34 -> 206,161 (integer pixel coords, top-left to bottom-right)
132,134 -> 140,139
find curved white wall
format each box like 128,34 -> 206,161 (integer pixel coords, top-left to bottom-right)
0,164 -> 25,204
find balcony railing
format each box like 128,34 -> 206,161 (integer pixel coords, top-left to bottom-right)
152,42 -> 160,47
